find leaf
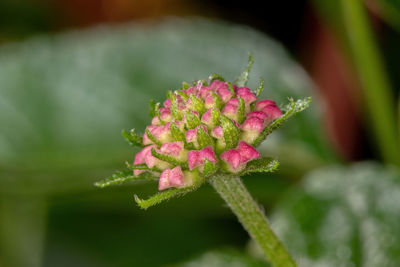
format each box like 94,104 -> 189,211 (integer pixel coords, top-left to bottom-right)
121,129 -> 144,147
235,52 -> 254,87
149,100 -> 160,119
146,128 -> 162,147
185,111 -> 201,129
196,126 -> 214,149
252,97 -> 311,147
255,78 -> 264,97
151,148 -> 188,169
208,73 -> 225,82
94,169 -> 155,188
125,162 -> 162,173
202,158 -> 218,177
189,94 -> 206,115
134,184 -> 199,209
210,92 -> 223,110
220,115 -> 240,149
170,121 -> 186,142
237,97 -> 245,124
240,157 -> 279,175
272,162 -> 400,266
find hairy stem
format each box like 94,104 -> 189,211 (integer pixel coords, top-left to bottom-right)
209,174 -> 296,267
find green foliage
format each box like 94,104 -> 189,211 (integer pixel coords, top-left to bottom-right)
121,129 -> 143,147
149,99 -> 160,119
170,121 -> 186,142
237,97 -> 246,124
185,111 -> 201,129
208,73 -> 225,82
94,170 -> 155,188
255,78 -> 265,97
253,97 -> 312,147
220,115 -> 241,150
197,126 -> 214,149
146,128 -> 162,147
190,94 -> 207,115
272,162 -> 400,266
235,52 -> 254,87
134,183 -> 202,209
240,158 -> 279,175
203,158 -> 218,177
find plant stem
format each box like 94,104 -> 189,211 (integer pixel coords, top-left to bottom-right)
209,174 -> 296,267
340,0 -> 400,165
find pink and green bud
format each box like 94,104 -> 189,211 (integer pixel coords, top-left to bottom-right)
220,141 -> 259,173
188,146 -> 217,172
151,108 -> 173,125
158,166 -> 186,190
240,117 -> 264,144
254,99 -> 277,111
159,141 -> 188,162
260,105 -> 282,122
222,98 -> 240,122
186,125 -> 208,149
211,126 -> 226,152
143,123 -> 174,145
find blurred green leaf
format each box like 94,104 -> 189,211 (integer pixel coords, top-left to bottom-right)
272,162 -> 400,266
377,0 -> 400,32
0,18 -> 335,194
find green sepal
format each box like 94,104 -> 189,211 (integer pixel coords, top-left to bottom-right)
125,162 -> 162,173
149,99 -> 161,119
208,73 -> 225,82
176,90 -> 189,100
237,97 -> 246,124
252,97 -> 312,147
134,183 -> 201,210
235,52 -> 254,87
227,82 -> 235,95
151,148 -> 189,169
220,115 -> 240,149
146,128 -> 162,147
185,111 -> 201,129
189,94 -> 206,115
121,129 -> 144,147
255,78 -> 264,97
94,169 -> 156,188
211,108 -> 221,126
239,157 -> 279,175
192,80 -> 208,86
210,92 -> 223,110
170,121 -> 186,142
182,81 -> 191,89
197,125 -> 214,149
171,94 -> 183,120
202,158 -> 218,177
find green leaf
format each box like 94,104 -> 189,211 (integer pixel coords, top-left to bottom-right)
237,97 -> 245,124
94,169 -> 155,188
146,128 -> 162,147
235,52 -> 254,87
252,97 -> 311,147
170,121 -> 186,142
125,162 -> 162,173
121,129 -> 144,147
149,100 -> 160,119
208,73 -> 225,82
196,126 -> 214,149
210,92 -> 223,110
211,108 -> 221,126
182,81 -> 191,89
240,157 -> 279,175
255,78 -> 264,97
176,90 -> 189,101
151,148 -> 188,169
189,94 -> 206,115
220,115 -> 240,149
226,81 -> 235,95
185,111 -> 201,129
134,184 -> 199,209
202,158 -> 218,177
272,162 -> 400,266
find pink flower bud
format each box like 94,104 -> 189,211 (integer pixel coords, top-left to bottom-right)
158,166 -> 184,190
220,149 -> 242,171
188,146 -> 217,171
163,99 -> 172,108
201,108 -> 212,126
159,141 -> 187,161
237,141 -> 260,162
143,123 -> 173,145
151,108 -> 173,125
254,100 -> 277,111
211,126 -> 223,139
222,98 -> 240,122
240,117 -> 264,144
246,111 -> 268,121
236,87 -> 257,105
133,145 -> 156,176
261,105 -> 282,122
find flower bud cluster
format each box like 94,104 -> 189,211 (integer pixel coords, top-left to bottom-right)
133,79 -> 282,190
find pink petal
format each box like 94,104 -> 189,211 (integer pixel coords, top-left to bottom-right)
186,129 -> 197,143
261,105 -> 282,121
160,141 -> 184,156
220,149 -> 242,170
168,166 -> 184,187
188,150 -> 200,170
201,109 -> 212,124
241,117 -> 264,133
246,111 -> 268,121
255,100 -> 277,111
158,169 -> 171,190
237,87 -> 257,104
211,126 -> 223,139
199,146 -> 217,163
217,87 -> 233,102
163,99 -> 172,108
237,141 -> 260,163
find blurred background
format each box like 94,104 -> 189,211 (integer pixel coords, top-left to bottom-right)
1,0 -> 400,266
